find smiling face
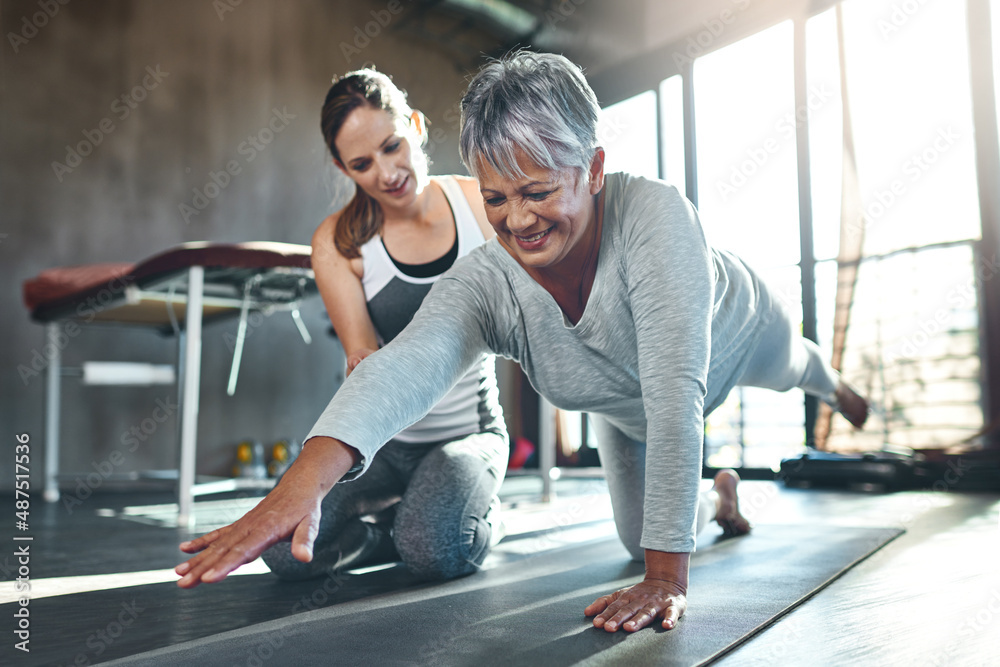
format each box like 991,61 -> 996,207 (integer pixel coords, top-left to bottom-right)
478,148 -> 605,275
334,105 -> 422,210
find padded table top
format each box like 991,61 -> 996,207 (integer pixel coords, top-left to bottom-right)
24,241 -> 315,328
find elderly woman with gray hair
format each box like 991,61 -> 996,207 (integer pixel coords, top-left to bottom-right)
176,51 -> 868,633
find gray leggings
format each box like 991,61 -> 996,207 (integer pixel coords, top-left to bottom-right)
595,297 -> 841,561
261,430 -> 508,581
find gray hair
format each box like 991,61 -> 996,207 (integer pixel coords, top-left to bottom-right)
459,51 -> 601,181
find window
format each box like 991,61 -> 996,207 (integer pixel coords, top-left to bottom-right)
694,21 -> 800,268
806,8 -> 843,263
994,0 -> 1000,148
599,90 -> 658,179
693,21 -> 804,468
837,0 -> 980,256
659,75 -> 686,193
813,0 -> 983,450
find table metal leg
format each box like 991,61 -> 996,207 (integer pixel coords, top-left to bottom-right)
539,396 -> 556,502
44,323 -> 61,503
177,266 -> 204,528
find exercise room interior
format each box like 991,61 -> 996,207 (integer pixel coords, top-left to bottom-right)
2,0 -> 999,665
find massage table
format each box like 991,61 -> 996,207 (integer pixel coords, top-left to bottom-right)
23,241 -> 317,527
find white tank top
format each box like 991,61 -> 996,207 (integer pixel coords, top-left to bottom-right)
358,176 -> 497,443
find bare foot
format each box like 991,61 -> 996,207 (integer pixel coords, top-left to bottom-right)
834,382 -> 870,429
713,469 -> 751,537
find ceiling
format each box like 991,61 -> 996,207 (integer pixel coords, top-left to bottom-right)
397,0 -> 806,77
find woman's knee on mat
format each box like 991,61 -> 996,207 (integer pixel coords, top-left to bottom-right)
394,511 -> 492,580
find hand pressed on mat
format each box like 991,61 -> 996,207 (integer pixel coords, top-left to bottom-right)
174,437 -> 359,588
585,550 -> 690,632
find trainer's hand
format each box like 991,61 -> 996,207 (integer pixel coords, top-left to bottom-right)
585,578 -> 687,632
346,348 -> 376,376
174,437 -> 358,588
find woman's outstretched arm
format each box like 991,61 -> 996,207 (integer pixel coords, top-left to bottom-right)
175,256 -> 504,586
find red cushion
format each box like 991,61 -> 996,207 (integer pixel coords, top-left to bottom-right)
23,263 -> 135,312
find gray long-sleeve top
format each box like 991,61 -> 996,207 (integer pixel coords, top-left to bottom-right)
306,173 -> 769,553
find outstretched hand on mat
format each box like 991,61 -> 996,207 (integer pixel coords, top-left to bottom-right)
174,437 -> 359,588
585,550 -> 690,632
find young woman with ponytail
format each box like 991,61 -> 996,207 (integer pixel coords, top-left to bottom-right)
256,68 -> 508,582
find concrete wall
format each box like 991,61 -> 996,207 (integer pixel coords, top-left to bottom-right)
0,0 -> 476,494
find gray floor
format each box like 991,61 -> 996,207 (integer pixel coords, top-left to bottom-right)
715,484 -> 1000,666
1,477 -> 998,666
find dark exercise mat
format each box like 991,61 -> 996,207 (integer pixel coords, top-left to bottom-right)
106,524 -> 903,667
